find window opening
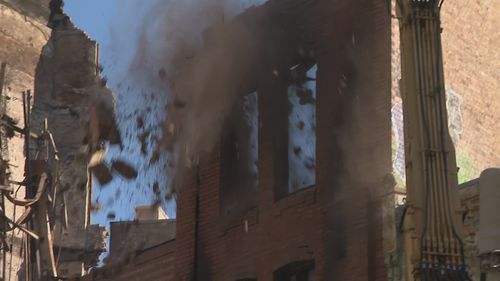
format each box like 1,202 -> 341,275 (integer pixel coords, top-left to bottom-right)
274,63 -> 317,200
274,260 -> 315,281
220,92 -> 258,218
287,64 -> 317,193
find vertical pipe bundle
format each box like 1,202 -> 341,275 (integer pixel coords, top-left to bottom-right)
397,0 -> 469,280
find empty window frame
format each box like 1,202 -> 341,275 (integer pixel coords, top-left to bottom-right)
274,260 -> 315,281
275,63 -> 317,199
220,92 -> 258,218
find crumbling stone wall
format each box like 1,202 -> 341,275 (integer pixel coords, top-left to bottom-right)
0,0 -> 50,23
28,20 -> 118,278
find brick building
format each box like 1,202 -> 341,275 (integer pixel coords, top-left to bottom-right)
82,0 -> 499,280
83,0 -> 392,280
172,0 -> 393,280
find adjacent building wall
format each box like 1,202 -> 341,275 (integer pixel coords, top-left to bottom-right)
391,0 -> 500,184
440,0 -> 500,181
0,2 -> 50,280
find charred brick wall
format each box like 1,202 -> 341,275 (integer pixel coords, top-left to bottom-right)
173,0 -> 392,280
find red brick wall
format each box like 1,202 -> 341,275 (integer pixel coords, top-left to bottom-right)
81,241 -> 176,281
440,0 -> 500,179
174,0 -> 392,281
77,0 -> 392,280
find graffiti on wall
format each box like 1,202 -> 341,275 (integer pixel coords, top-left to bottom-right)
391,85 -> 474,184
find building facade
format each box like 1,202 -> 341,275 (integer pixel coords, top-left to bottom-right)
173,0 -> 392,280
83,0 -> 499,280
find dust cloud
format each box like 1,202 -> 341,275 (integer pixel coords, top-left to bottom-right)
125,0 -> 267,192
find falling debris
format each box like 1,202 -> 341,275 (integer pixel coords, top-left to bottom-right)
107,212 -> 116,220
303,157 -> 315,171
164,191 -> 174,201
111,160 -> 138,180
293,146 -> 302,156
149,149 -> 160,165
136,116 -> 144,128
296,88 -> 315,105
153,182 -> 161,196
296,120 -> 305,130
89,150 -> 113,186
138,131 -> 150,155
90,201 -> 103,213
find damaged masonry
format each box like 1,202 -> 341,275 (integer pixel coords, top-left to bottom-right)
1,0 -> 500,281
1,1 -> 136,279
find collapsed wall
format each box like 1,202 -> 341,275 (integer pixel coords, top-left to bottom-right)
28,17 -> 120,277
1,1 -> 120,278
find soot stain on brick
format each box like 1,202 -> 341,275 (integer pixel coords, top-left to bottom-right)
196,241 -> 213,281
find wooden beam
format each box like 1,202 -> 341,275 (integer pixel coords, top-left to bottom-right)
32,173 -> 57,279
0,62 -> 6,97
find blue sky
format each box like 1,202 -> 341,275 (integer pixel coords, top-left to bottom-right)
64,0 -> 176,228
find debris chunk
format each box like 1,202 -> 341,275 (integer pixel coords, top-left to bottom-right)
138,131 -> 150,155
296,88 -> 315,105
303,157 -> 315,170
107,212 -> 116,220
296,120 -> 305,130
153,182 -> 160,196
149,149 -> 160,165
89,150 -> 113,186
136,116 -> 144,129
293,146 -> 302,156
90,202 -> 102,213
111,160 -> 138,180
